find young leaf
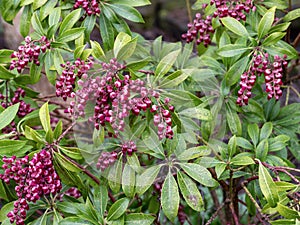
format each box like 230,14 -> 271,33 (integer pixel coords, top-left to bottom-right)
228,135 -> 237,158
177,171 -> 204,212
0,103 -> 19,130
136,165 -> 161,195
161,171 -> 179,221
179,163 -> 218,187
248,123 -> 259,146
231,154 -> 255,166
221,17 -> 249,37
262,32 -> 286,46
31,12 -> 45,36
20,5 -> 32,37
217,44 -> 250,57
284,8 -> 300,22
99,13 -> 114,50
57,28 -> 86,43
114,32 -> 132,57
108,158 -> 122,193
39,102 -> 51,133
90,40 -> 105,59
260,122 -> 273,140
236,137 -> 254,150
108,4 -> 144,23
277,203 -> 300,219
154,50 -> 180,81
59,9 -> 82,35
226,103 -> 242,136
258,7 -> 275,39
225,56 -> 249,86
258,162 -> 279,208
107,198 -> 130,221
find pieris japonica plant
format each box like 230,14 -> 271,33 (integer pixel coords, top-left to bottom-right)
0,0 -> 299,224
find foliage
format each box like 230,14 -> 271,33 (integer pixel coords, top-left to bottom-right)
0,0 -> 299,224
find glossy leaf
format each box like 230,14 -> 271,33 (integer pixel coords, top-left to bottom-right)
59,9 -> 82,35
155,50 -> 180,80
20,5 -> 32,37
136,165 -> 161,195
122,163 -> 136,198
284,8 -> 300,22
277,203 -> 300,219
231,154 -> 255,166
258,7 -> 275,39
57,28 -> 86,43
39,102 -> 52,133
217,44 -> 250,57
125,213 -> 155,225
108,4 -> 144,23
161,171 -> 179,221
0,103 -> 19,130
221,17 -> 249,37
248,123 -> 259,146
107,198 -> 130,221
258,162 -> 279,208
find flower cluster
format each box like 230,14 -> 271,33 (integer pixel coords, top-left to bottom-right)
96,151 -> 118,171
121,141 -> 137,156
10,36 -> 50,73
0,150 -> 61,225
58,187 -> 81,201
237,53 -> 287,106
74,0 -> 100,16
182,0 -> 255,46
181,13 -> 214,46
56,58 -> 93,101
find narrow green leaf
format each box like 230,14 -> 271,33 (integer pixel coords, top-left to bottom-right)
116,38 -> 138,61
57,28 -> 86,43
221,17 -> 249,37
122,163 -> 135,198
248,123 -> 260,146
49,7 -> 61,27
0,180 -> 8,201
225,56 -> 249,86
258,7 -> 275,39
226,103 -> 242,136
262,32 -> 286,46
260,122 -> 273,140
236,137 -> 254,150
33,0 -> 47,10
99,13 -> 114,50
0,140 -> 27,156
136,165 -> 161,195
284,8 -> 300,22
180,163 -> 218,187
258,162 -> 279,208
108,4 -> 144,23
277,203 -> 300,219
90,40 -> 105,59
155,50 -> 180,80
111,0 -> 151,7
177,146 -> 210,161
31,12 -> 45,35
40,0 -> 58,21
20,5 -> 32,37
177,171 -> 204,211
0,103 -> 19,130
179,105 -> 212,121
114,32 -> 132,57
159,70 -> 190,88
0,65 -> 16,79
59,9 -> 82,35
161,171 -> 179,221
231,154 -> 255,166
125,213 -> 155,225
39,102 -> 51,133
108,158 -> 122,193
217,44 -> 250,57
107,198 -> 130,221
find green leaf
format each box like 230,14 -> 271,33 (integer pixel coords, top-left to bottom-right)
94,185 -> 108,218
277,203 -> 300,219
54,152 -> 82,173
122,163 -> 135,198
125,213 -> 155,225
260,122 -> 273,140
107,198 -> 130,221
0,50 -> 13,64
59,9 -> 82,35
258,7 -> 276,39
108,158 -> 122,193
110,0 -> 151,7
0,103 -> 19,130
20,5 -> 32,37
0,140 -> 27,156
33,0 -> 47,10
284,8 -> 300,22
258,162 -> 279,208
275,181 -> 297,191
177,146 -> 210,161
49,7 -> 61,27
161,171 -> 179,221
0,202 -> 14,222
90,40 -> 105,59
270,219 -> 298,225
159,70 -> 190,88
0,180 -> 8,201
0,65 -> 17,79
57,28 -> 86,43
228,135 -> 237,158
108,4 -> 144,23
262,32 -> 286,46
256,139 -> 269,161
82,15 -> 96,41
225,56 -> 249,86
142,128 -> 164,158
236,137 -> 254,150
39,102 -> 51,133
31,12 -> 45,35
59,146 -> 82,160
116,37 -> 138,61
155,50 -> 180,80
226,103 -> 242,136
231,154 -> 255,166
178,105 -> 212,121
59,217 -> 94,225
248,123 -> 259,146
269,22 -> 291,33
177,171 -> 204,211
114,32 -> 132,57
99,13 -> 114,50
217,44 -> 250,57
221,17 -> 249,37
180,163 -> 218,187
136,165 -> 161,195
30,63 -> 42,84
40,0 -> 58,21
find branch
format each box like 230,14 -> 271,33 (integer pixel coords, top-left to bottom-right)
204,200 -> 226,225
209,189 -> 227,225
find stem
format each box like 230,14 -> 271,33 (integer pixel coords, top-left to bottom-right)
185,0 -> 193,24
197,135 -> 223,161
285,86 -> 290,106
204,201 -> 226,225
292,32 -> 300,48
56,121 -> 76,143
229,202 -> 240,225
290,85 -> 300,99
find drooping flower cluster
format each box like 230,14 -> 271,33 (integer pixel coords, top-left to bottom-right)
181,14 -> 214,46
0,150 -> 61,225
121,141 -> 137,156
56,58 -> 94,101
96,151 -> 118,171
10,36 -> 50,73
237,53 -> 287,106
0,88 -> 34,134
58,187 -> 82,201
182,0 -> 255,46
74,0 -> 100,16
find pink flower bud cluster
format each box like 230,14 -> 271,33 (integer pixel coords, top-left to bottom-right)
121,141 -> 137,156
210,0 -> 255,21
182,0 -> 255,46
181,13 -> 214,47
58,187 -> 81,201
10,36 -> 50,73
237,53 -> 287,106
56,58 -> 93,101
0,150 -> 62,225
96,151 -> 117,171
74,0 -> 100,16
